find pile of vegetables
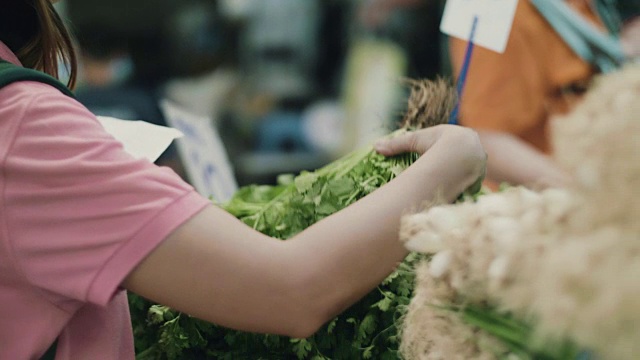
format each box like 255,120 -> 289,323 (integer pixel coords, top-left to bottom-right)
128,72 -> 624,359
130,145 -> 423,359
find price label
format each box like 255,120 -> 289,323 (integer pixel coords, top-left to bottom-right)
161,100 -> 238,203
440,0 -> 519,53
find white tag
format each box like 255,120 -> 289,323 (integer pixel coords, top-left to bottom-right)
440,0 -> 519,53
97,116 -> 183,163
160,100 -> 238,203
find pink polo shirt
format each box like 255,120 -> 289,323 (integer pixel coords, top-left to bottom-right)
0,43 -> 210,359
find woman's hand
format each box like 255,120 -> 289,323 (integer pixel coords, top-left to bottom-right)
375,125 -> 487,189
375,124 -> 483,156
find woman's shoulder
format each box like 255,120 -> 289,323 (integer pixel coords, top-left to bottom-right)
0,79 -> 82,129
0,80 -> 102,158
0,78 -> 73,104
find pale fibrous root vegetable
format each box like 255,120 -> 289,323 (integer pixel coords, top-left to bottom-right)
399,64 -> 640,360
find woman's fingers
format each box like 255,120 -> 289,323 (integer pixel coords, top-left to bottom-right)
376,126 -> 486,185
375,128 -> 440,156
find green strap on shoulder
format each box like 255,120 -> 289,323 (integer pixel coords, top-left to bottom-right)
0,60 -> 74,98
0,60 -> 69,360
41,340 -> 58,360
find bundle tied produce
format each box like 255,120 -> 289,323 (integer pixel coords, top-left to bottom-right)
129,78 -> 470,360
399,65 -> 640,360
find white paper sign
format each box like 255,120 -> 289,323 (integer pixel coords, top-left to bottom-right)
440,0 -> 519,53
97,116 -> 183,162
160,100 -> 238,203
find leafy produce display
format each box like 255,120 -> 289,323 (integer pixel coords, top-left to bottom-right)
130,146 -> 422,359
129,79 -> 458,359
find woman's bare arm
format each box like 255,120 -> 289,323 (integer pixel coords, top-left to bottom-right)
477,130 -> 571,189
122,125 -> 486,338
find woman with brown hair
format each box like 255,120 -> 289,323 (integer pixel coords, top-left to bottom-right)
0,1 -> 486,359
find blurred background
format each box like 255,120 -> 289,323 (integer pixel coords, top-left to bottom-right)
49,0 -> 451,190
52,0 -> 640,190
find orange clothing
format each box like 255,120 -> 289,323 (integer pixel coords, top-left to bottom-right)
450,0 -> 604,153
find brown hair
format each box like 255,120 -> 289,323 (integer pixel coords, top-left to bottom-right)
1,0 -> 78,89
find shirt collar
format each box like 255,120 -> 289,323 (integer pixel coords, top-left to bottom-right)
0,41 -> 24,67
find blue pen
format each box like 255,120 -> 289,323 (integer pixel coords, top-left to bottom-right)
449,15 -> 479,125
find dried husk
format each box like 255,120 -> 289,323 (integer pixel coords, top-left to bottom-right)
400,77 -> 458,129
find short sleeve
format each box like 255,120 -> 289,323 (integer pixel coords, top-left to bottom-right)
2,85 -> 210,306
450,1 -> 548,135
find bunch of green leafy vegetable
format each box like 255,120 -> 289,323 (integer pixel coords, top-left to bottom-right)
130,133 -> 429,360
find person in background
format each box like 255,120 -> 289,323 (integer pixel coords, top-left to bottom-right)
449,0 -> 630,189
0,1 -> 486,359
65,0 -> 244,184
358,0 -> 423,29
357,0 -> 444,80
